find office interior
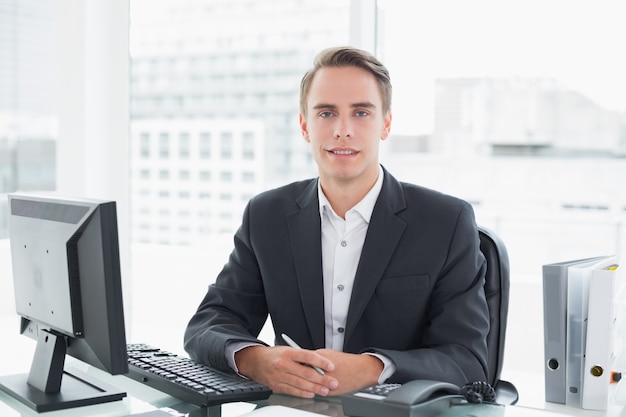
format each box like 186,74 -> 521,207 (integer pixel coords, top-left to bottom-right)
1,0 -> 625,416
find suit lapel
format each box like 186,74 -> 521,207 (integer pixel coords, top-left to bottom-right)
344,170 -> 407,348
286,180 -> 326,348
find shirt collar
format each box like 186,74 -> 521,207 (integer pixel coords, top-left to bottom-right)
318,165 -> 384,223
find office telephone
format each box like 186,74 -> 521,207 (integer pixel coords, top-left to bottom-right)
341,380 -> 465,417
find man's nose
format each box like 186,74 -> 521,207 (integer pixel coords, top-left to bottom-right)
334,115 -> 353,138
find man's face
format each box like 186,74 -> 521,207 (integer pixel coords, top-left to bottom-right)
299,66 -> 392,187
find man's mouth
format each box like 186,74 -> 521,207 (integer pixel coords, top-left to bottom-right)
329,149 -> 357,155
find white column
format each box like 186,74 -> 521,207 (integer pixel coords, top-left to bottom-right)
350,0 -> 378,54
54,0 -> 130,281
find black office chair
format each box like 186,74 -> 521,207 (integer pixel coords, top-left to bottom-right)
478,226 -> 519,405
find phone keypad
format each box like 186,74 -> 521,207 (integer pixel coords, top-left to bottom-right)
356,383 -> 403,399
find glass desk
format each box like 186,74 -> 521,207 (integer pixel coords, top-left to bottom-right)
1,358 -> 625,417
2,364 -> 623,417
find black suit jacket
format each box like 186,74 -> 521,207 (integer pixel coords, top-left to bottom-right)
184,168 -> 490,386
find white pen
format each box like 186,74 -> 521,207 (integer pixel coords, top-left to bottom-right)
281,333 -> 326,375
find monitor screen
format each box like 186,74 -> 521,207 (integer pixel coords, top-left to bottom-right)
0,193 -> 128,412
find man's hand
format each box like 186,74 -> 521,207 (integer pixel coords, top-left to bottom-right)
235,345 -> 338,398
315,349 -> 383,395
235,345 -> 385,398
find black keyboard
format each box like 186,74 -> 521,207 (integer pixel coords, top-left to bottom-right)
126,343 -> 272,407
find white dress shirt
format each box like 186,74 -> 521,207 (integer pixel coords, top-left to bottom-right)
317,165 -> 395,383
318,166 -> 383,350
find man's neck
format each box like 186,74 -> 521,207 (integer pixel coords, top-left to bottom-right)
319,170 -> 380,219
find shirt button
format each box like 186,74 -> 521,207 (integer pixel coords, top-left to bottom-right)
338,327 -> 345,333
340,240 -> 347,247
337,284 -> 345,291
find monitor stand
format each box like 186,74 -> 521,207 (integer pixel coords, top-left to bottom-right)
0,330 -> 126,412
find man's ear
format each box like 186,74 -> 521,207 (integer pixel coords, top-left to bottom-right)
299,113 -> 310,142
381,110 -> 392,141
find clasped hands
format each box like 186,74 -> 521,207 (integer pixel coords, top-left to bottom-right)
234,345 -> 383,398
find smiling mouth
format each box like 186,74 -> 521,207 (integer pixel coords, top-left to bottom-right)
330,150 -> 357,155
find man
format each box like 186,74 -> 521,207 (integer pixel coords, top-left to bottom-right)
184,46 -> 489,399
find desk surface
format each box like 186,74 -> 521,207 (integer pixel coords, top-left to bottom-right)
0,337 -> 625,417
2,362 -> 626,417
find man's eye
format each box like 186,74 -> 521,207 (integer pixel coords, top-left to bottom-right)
355,111 -> 369,117
319,111 -> 333,118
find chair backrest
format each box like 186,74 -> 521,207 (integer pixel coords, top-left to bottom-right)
478,226 -> 511,387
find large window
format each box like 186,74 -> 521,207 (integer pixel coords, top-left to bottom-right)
378,0 -> 626,379
127,0 -> 352,349
128,0 -> 626,377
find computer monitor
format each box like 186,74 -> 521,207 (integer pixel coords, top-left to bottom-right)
0,193 -> 128,412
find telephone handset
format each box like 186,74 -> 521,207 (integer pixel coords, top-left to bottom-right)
341,380 -> 464,417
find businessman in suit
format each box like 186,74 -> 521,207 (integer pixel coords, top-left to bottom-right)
184,46 -> 489,398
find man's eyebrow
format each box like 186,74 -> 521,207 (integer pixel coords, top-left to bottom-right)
351,101 -> 376,109
311,102 -> 377,110
312,103 -> 337,110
